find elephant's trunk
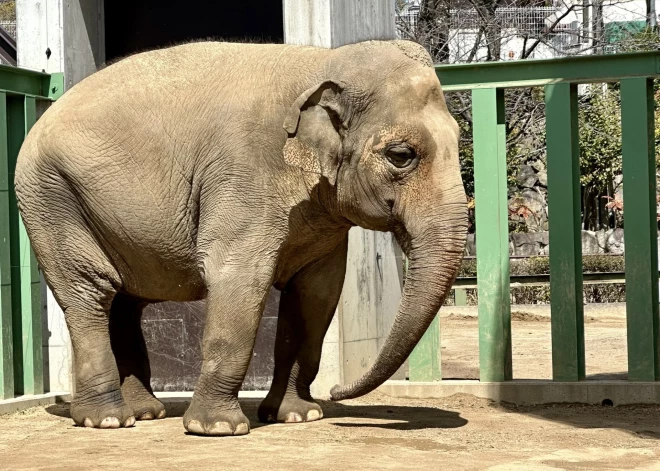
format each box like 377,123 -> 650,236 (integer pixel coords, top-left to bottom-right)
330,184 -> 467,401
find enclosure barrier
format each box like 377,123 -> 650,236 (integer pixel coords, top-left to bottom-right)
409,51 -> 660,384
0,65 -> 62,399
1,54 -> 659,400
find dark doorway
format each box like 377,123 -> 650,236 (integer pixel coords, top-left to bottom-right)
104,0 -> 284,61
103,0 -> 284,391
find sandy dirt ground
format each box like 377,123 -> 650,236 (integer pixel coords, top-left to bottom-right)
440,303 -> 628,380
2,394 -> 660,470
1,303 -> 652,471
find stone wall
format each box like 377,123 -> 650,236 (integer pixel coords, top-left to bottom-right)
465,228 -> 630,257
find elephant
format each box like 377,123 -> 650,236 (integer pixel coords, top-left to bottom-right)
14,39 -> 467,436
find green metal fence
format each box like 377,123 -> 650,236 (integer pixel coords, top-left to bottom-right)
410,51 -> 660,383
0,65 -> 62,399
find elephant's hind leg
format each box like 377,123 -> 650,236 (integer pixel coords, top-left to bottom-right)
258,238 -> 348,424
109,294 -> 166,420
46,254 -> 135,428
18,172 -> 134,429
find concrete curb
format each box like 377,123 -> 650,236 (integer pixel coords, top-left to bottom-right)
0,392 -> 71,415
378,380 -> 660,406
154,391 -> 268,402
0,390 -> 268,415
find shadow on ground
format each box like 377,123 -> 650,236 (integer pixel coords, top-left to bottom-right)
496,400 -> 660,439
46,397 -> 468,431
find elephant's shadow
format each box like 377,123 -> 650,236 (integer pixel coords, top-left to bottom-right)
46,398 -> 467,431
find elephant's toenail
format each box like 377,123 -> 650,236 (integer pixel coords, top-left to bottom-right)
285,412 -> 303,423
124,416 -> 136,427
234,423 -> 249,435
83,418 -> 94,428
306,409 -> 321,421
186,420 -> 205,435
139,412 -> 154,420
208,422 -> 232,436
99,417 -> 120,429
157,410 -> 166,419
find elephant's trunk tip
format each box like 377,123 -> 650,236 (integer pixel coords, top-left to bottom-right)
329,384 -> 344,401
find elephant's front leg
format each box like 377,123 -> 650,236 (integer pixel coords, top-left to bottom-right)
258,238 -> 348,423
183,251 -> 275,436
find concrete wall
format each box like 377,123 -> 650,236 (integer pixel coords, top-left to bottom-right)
340,229 -> 405,385
282,0 -> 403,397
17,0 -> 105,393
284,0 -> 395,48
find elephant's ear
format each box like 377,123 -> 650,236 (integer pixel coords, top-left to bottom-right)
283,80 -> 346,186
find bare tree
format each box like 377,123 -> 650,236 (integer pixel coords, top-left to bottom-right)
396,0 -> 655,232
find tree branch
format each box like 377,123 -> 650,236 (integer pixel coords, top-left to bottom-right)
522,5 -> 577,59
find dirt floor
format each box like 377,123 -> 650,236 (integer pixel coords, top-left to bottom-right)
0,302 -> 651,471
440,303 -> 628,380
3,393 -> 660,470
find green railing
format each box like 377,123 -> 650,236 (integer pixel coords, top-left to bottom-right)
0,65 -> 63,399
410,51 -> 660,383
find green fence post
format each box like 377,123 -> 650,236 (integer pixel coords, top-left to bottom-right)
472,88 -> 512,382
0,92 -> 13,399
545,83 -> 585,382
455,288 -> 468,306
621,77 -> 659,381
8,96 -> 42,395
408,315 -> 441,381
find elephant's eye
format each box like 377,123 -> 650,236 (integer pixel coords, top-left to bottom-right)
385,144 -> 416,169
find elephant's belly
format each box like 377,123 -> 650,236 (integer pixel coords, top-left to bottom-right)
89,212 -> 206,302
117,250 -> 206,302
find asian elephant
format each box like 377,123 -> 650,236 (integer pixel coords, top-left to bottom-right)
14,39 -> 467,436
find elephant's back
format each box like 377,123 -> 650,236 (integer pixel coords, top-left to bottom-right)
16,41 -> 326,301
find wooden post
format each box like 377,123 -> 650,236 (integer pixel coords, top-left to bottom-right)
621,77 -> 659,381
473,88 -> 512,382
545,82 -> 585,382
0,92 -> 13,399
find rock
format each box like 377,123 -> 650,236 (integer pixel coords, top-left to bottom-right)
520,189 -> 546,215
531,159 -> 546,172
537,170 -> 547,187
606,228 -> 625,254
465,233 -> 476,256
510,232 -> 547,256
595,229 -> 608,253
513,189 -> 547,231
581,231 -> 600,255
517,165 -> 538,188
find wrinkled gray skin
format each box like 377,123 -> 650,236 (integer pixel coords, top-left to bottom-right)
15,40 -> 467,436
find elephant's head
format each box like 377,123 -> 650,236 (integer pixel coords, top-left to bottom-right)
283,40 -> 468,400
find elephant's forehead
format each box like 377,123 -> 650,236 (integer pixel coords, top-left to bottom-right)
383,68 -> 442,109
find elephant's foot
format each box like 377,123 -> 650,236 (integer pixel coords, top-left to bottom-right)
183,397 -> 250,436
120,377 -> 166,420
257,394 -> 323,423
71,390 -> 136,429
129,396 -> 166,421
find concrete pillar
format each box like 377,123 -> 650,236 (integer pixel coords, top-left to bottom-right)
17,0 -> 105,393
282,0 -> 402,397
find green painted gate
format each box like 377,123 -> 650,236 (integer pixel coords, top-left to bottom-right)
410,51 -> 660,384
0,65 -> 62,399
